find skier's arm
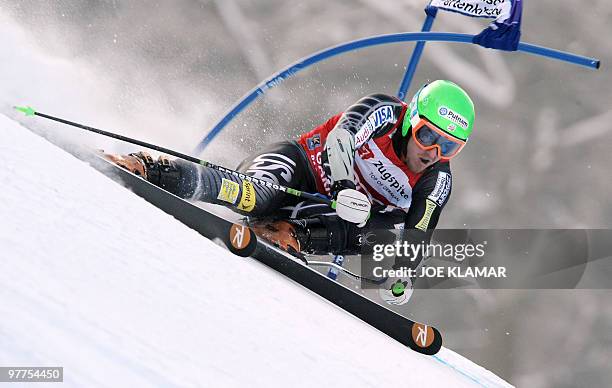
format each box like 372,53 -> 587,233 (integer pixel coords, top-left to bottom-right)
324,94 -> 406,192
300,167 -> 450,257
396,169 -> 452,269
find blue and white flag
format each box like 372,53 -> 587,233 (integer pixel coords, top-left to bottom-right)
426,0 -> 523,51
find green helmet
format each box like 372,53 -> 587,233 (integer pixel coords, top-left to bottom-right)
402,80 -> 475,141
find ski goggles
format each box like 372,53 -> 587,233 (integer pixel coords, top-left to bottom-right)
411,117 -> 466,160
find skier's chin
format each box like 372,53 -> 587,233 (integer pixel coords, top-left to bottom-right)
406,156 -> 428,173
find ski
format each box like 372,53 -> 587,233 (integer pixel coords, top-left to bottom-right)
28,131 -> 443,355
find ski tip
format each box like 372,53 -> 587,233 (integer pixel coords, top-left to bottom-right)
227,223 -> 258,257
14,105 -> 37,116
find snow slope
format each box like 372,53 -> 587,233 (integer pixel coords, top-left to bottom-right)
0,113 -> 512,387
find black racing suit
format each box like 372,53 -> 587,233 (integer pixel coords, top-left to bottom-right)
149,94 -> 452,269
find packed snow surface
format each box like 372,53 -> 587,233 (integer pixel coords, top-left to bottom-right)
0,114 -> 513,387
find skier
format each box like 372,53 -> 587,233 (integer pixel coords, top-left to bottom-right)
106,80 -> 475,305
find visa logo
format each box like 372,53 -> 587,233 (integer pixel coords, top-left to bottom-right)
355,106 -> 395,146
368,106 -> 395,129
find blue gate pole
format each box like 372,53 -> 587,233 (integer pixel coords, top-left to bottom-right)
396,7 -> 438,101
193,32 -> 599,154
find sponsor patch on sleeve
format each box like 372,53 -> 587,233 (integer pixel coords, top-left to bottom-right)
427,171 -> 451,206
415,199 -> 437,232
306,134 -> 321,150
217,178 -> 240,204
237,181 -> 256,212
354,105 -> 395,147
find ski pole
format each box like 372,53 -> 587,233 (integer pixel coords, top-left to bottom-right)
14,105 -> 333,206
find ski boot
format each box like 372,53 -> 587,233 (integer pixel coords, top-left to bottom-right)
102,151 -> 181,190
249,220 -> 303,255
103,151 -> 152,177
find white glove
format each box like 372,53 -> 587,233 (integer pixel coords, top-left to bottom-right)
333,189 -> 371,226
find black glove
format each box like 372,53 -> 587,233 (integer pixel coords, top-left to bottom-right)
330,179 -> 356,199
296,214 -> 363,255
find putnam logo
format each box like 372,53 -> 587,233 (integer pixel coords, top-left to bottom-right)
438,106 -> 469,129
